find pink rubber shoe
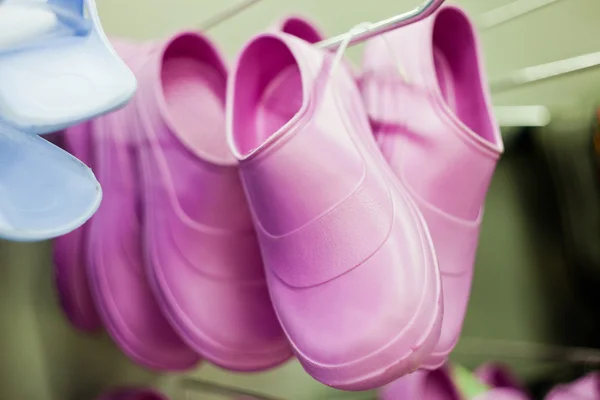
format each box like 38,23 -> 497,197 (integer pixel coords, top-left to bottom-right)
473,364 -> 530,400
475,363 -> 527,394
227,31 -> 442,390
361,4 -> 503,368
53,121 -> 102,332
273,15 -> 325,43
86,39 -> 199,371
380,366 -> 529,400
134,32 -> 291,371
380,367 -> 462,400
546,373 -> 600,400
94,388 -> 168,400
273,15 -> 360,81
53,38 -> 155,334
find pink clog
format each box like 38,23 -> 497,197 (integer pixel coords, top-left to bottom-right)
53,121 -> 102,332
273,15 -> 325,43
227,31 -> 442,390
361,4 -> 503,368
475,363 -> 527,394
52,38 -> 157,332
546,373 -> 600,400
53,39 -> 154,334
380,366 -> 529,400
380,367 -> 461,400
134,32 -> 291,371
273,15 -> 360,81
86,39 -> 199,371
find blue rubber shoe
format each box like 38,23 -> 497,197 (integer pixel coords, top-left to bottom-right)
0,0 -> 136,134
0,120 -> 101,241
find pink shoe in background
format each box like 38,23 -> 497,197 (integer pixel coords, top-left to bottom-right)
361,4 -> 503,368
273,15 -> 325,43
228,32 -> 442,390
273,15 -> 360,81
86,39 -> 199,371
474,364 -> 530,400
94,387 -> 168,400
134,32 -> 291,371
546,373 -> 600,400
380,366 -> 529,400
53,39 -> 143,333
380,367 -> 462,400
53,38 -> 157,332
53,121 -> 102,332
476,363 -> 527,394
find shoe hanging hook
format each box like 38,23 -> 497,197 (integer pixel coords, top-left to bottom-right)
317,0 -> 446,50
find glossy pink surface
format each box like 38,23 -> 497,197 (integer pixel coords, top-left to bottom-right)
476,363 -> 527,394
86,39 -> 199,371
53,121 -> 102,332
381,366 -> 529,400
228,31 -> 442,390
380,367 -> 461,400
361,4 -> 503,368
273,15 -> 360,81
274,15 -> 326,43
134,32 -> 291,371
53,39 -> 147,333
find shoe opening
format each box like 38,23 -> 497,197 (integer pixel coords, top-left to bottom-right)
281,17 -> 323,43
432,7 -> 497,144
231,35 -> 304,158
160,32 -> 232,164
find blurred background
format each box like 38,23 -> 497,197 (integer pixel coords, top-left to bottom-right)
1,0 -> 600,399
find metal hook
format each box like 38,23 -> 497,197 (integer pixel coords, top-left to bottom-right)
317,0 -> 446,50
197,0 -> 446,47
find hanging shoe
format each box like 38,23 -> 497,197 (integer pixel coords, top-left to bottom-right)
228,31 -> 442,390
475,363 -> 528,394
380,365 -> 529,400
361,4 -> 503,368
474,363 -> 531,400
53,121 -> 102,332
0,0 -> 136,134
0,121 -> 101,241
134,31 -> 291,371
53,38 -> 145,333
273,14 -> 359,80
273,15 -> 325,43
380,367 -> 463,400
86,39 -> 199,371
